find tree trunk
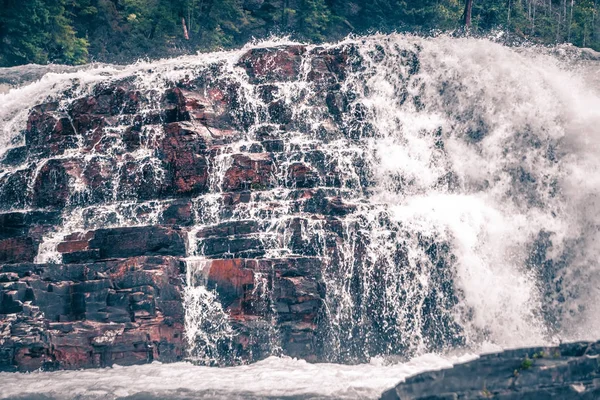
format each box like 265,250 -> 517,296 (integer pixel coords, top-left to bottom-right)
593,0 -> 597,42
568,0 -> 574,41
182,17 -> 189,40
532,1 -> 536,36
464,0 -> 474,28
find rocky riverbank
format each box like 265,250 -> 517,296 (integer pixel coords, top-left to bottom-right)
381,340 -> 600,399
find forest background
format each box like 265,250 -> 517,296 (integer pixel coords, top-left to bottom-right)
1,0 -> 598,66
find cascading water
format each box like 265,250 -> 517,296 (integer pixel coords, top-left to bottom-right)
1,33 -> 599,398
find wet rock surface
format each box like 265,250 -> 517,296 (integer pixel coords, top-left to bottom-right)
381,341 -> 600,400
0,43 -> 371,371
0,41 -> 465,371
0,256 -> 185,371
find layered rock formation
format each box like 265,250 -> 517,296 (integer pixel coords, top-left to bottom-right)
381,340 -> 600,399
3,37 -> 576,375
2,43 -> 442,371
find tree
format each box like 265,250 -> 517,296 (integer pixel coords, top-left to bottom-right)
463,0 -> 474,28
296,0 -> 333,42
2,0 -> 600,67
0,0 -> 88,66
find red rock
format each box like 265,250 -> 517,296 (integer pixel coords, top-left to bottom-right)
205,259 -> 254,312
307,45 -> 357,85
161,87 -> 232,128
56,231 -> 95,254
160,122 -> 209,195
73,114 -> 107,150
70,85 -> 140,116
287,162 -> 320,188
238,46 -> 306,83
0,256 -> 185,371
0,237 -> 36,264
25,103 -> 77,156
57,226 -> 186,263
160,200 -> 193,226
222,153 -> 274,191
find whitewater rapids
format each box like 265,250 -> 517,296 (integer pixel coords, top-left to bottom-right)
0,353 -> 476,399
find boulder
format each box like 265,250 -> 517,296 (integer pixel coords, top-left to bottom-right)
381,341 -> 600,400
238,46 -> 306,83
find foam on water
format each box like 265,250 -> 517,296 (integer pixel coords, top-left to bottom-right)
0,353 -> 477,399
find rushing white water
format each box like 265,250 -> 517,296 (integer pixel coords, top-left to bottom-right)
0,352 -> 477,399
1,33 -> 600,397
183,257 -> 238,364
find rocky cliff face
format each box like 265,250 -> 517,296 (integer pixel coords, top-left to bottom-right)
1,42 -> 447,371
3,36 -> 596,374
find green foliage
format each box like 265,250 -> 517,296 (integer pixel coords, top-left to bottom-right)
521,356 -> 534,369
0,0 -> 88,66
1,0 -> 600,67
553,349 -> 561,358
532,351 -> 546,359
296,0 -> 333,42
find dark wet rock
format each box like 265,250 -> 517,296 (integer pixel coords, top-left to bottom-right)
222,153 -> 275,192
0,211 -> 61,240
0,169 -> 32,211
57,226 -> 186,262
192,256 -> 325,361
268,100 -> 293,125
0,43 -> 420,371
160,200 -> 194,226
286,162 -> 320,188
0,256 -> 185,371
1,146 -> 27,166
237,46 -> 306,83
381,341 -> 600,400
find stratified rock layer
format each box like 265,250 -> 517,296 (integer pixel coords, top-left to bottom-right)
0,43 -> 375,371
0,254 -> 185,371
1,40 -> 460,371
381,341 -> 600,400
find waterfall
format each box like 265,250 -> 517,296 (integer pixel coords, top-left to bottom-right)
1,34 -> 599,367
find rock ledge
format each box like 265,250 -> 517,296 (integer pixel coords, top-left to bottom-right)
381,340 -> 600,399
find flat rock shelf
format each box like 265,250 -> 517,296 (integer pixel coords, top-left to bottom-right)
381,341 -> 600,399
